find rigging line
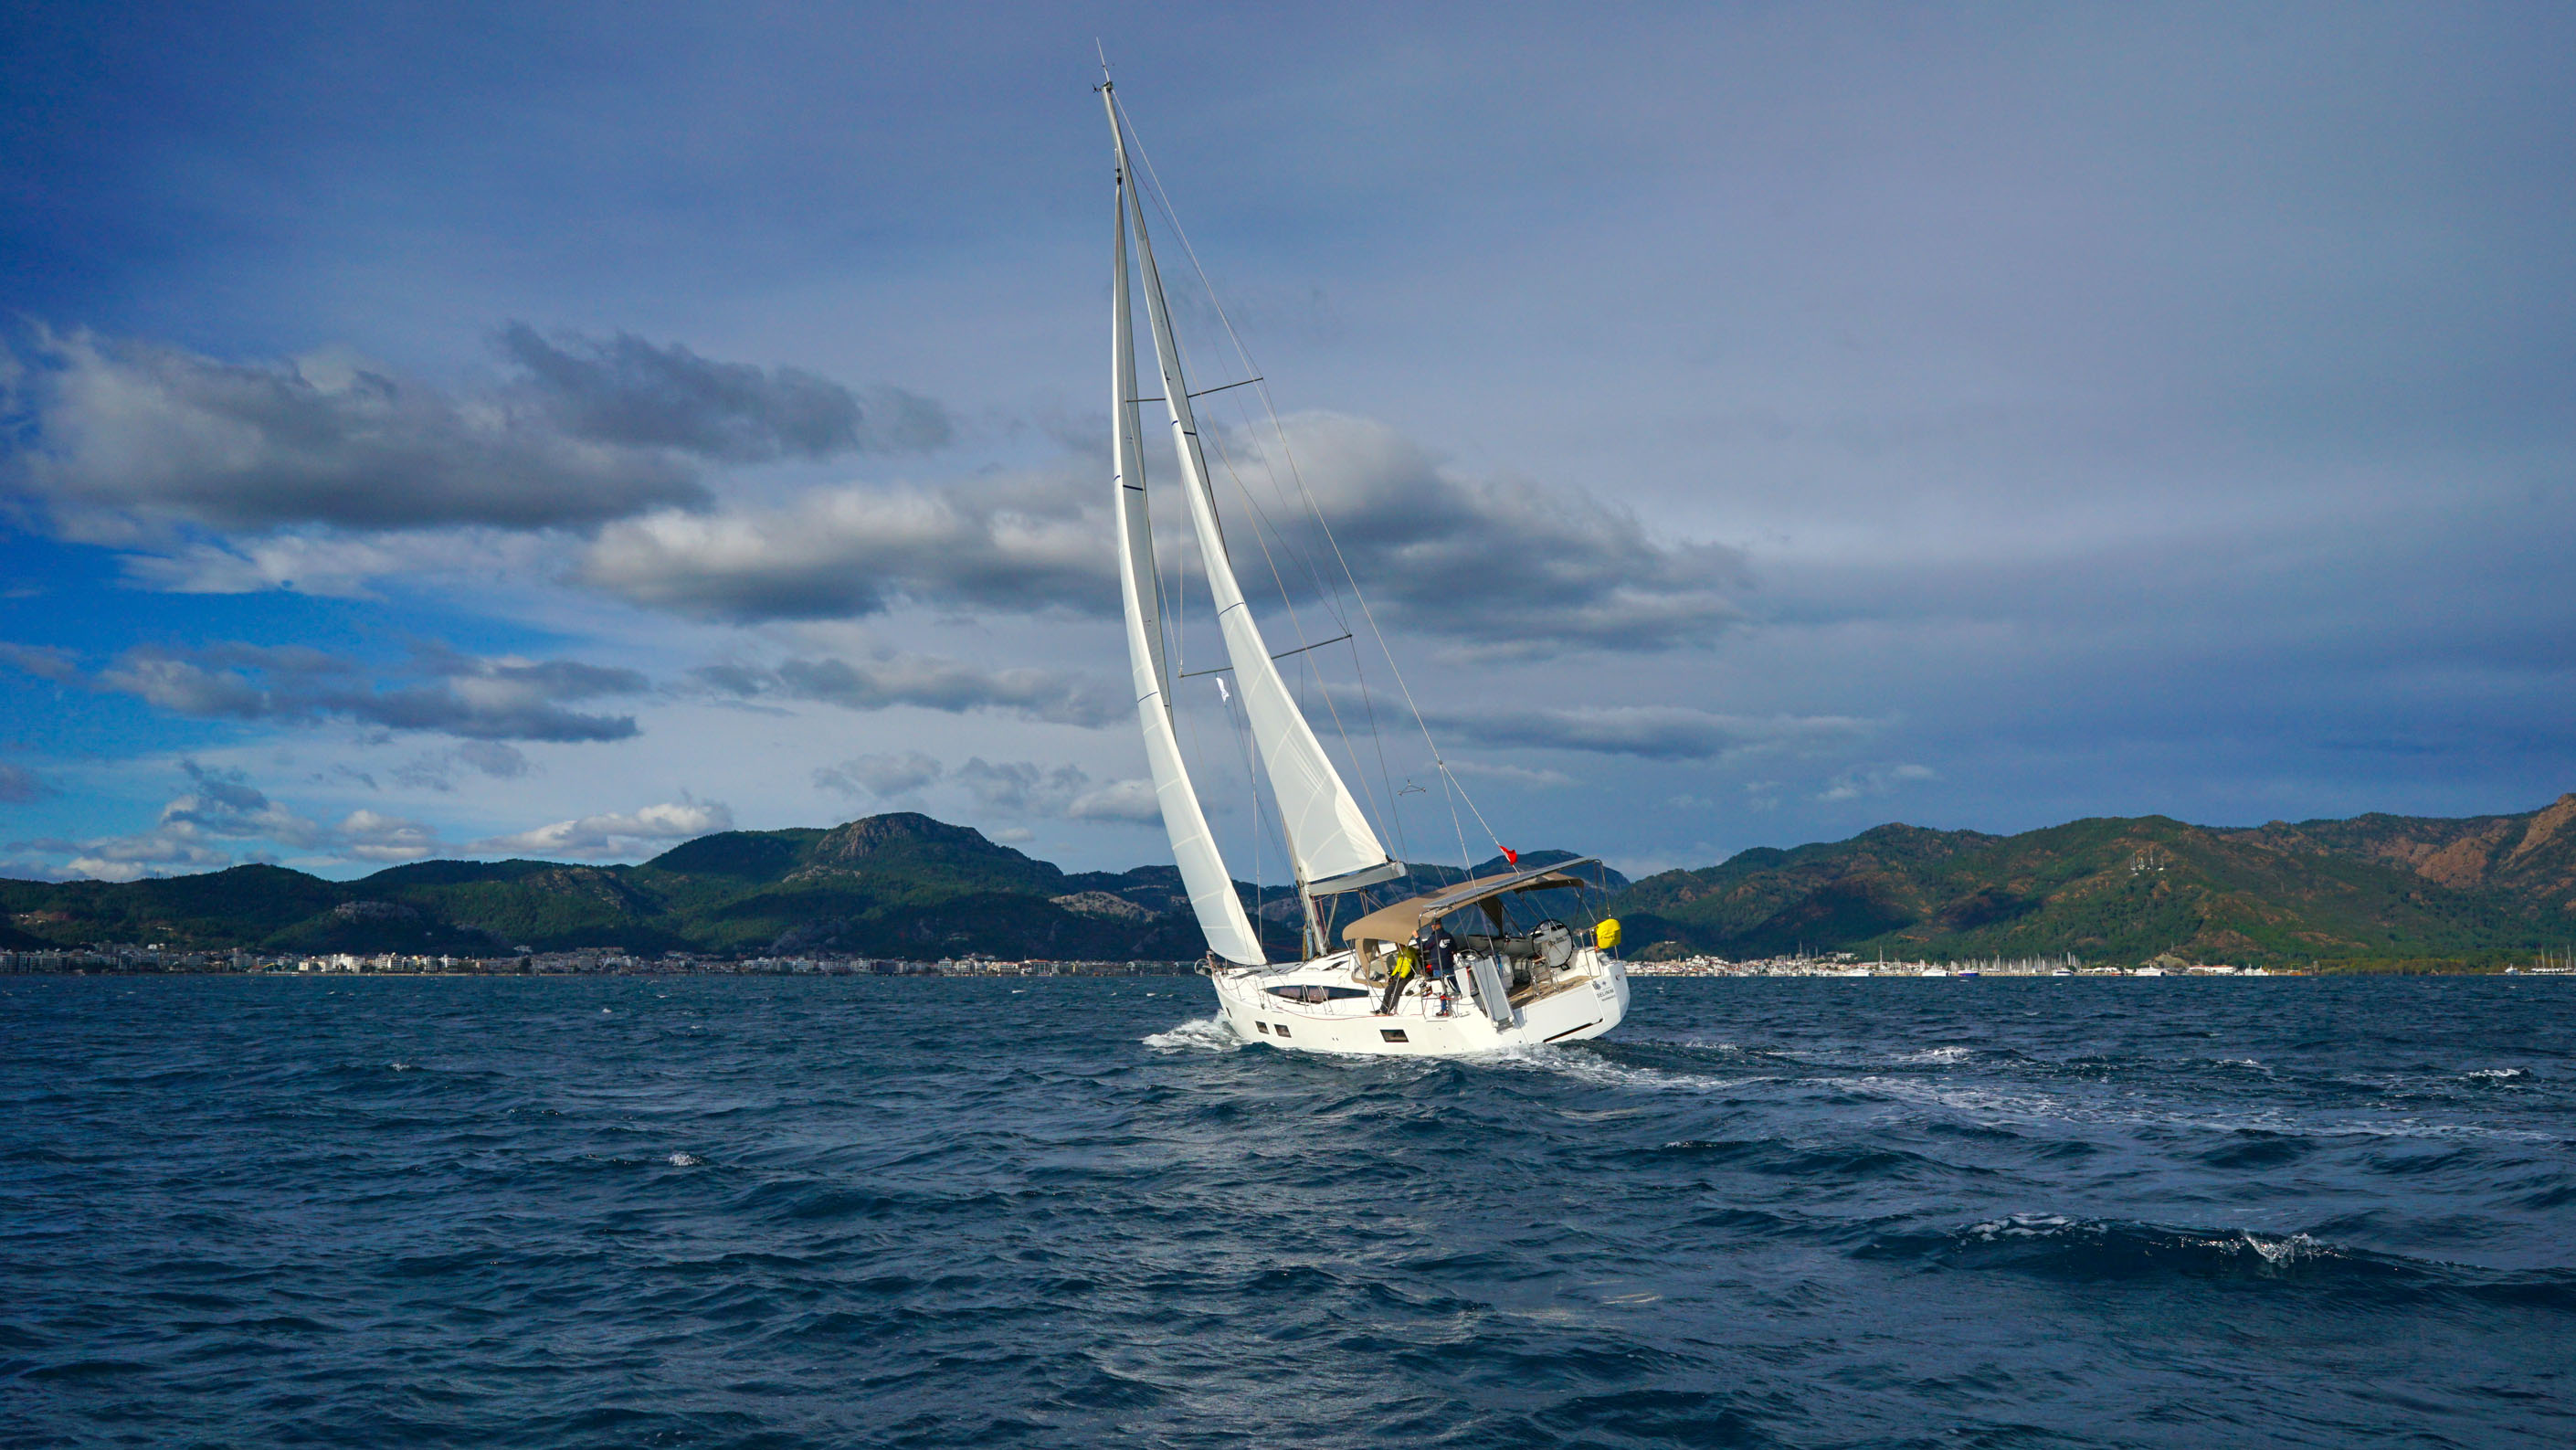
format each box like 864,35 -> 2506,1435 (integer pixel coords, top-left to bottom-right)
1175,632 -> 1352,678
1116,104 -> 1354,640
1202,389 -> 1404,844
1208,375 -> 1349,632
1119,106 -> 1342,926
1217,667 -> 1275,943
1124,96 -> 1470,860
1209,443 -> 1392,858
1341,633 -> 1412,868
1191,375 -> 1390,855
1197,351 -> 1353,640
1214,440 -> 1392,856
1200,420 -> 1353,674
1122,104 -> 1501,853
1441,758 -> 1510,858
1249,383 -> 1503,857
1439,765 -> 1473,876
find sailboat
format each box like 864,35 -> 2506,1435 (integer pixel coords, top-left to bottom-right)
1099,80 -> 1631,1055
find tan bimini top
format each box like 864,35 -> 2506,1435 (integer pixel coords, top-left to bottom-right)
1339,857 -> 1601,947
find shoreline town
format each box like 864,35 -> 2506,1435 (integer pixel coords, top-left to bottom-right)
6,946 -> 2572,979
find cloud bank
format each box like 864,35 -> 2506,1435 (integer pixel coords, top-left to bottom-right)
0,640 -> 650,743
36,761 -> 444,881
499,323 -> 950,460
579,413 -> 1745,660
2,325 -> 954,544
692,651 -> 1122,727
5,331 -> 704,535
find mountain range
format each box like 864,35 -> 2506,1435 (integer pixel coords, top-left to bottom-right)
4,796 -> 2570,968
1616,793 -> 2576,967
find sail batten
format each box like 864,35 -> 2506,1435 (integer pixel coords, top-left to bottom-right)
1114,99 -> 1393,895
1105,92 -> 1263,966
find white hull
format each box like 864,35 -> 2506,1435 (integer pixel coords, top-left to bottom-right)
1211,947 -> 1630,1056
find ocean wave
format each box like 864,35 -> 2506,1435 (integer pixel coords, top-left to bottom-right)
1855,1213 -> 2576,1307
1141,1016 -> 1241,1053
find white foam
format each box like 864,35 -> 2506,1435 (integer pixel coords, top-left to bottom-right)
1483,1044 -> 1765,1094
2234,1230 -> 2323,1267
1144,1016 -> 1243,1053
1966,1213 -> 2075,1240
1837,1073 -> 2560,1142
2466,1068 -> 2528,1080
1958,1216 -> 2330,1272
667,1151 -> 703,1167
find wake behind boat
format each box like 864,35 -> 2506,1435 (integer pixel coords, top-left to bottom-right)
1098,79 -> 1631,1055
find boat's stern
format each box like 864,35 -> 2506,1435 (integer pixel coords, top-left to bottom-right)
1209,944 -> 1626,1055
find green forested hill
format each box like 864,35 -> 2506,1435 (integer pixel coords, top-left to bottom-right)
1611,795 -> 2576,967
4,799 -> 2569,968
0,814 -> 1231,958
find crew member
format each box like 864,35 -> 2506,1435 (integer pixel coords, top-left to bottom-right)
1375,940 -> 1417,1015
1416,923 -> 1460,1016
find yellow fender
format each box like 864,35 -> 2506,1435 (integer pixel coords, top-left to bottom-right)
1593,918 -> 1621,951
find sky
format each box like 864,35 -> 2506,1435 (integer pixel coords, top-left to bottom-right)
3,1 -> 2571,886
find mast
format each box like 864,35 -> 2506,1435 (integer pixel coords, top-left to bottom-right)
1103,81 -> 1263,966
1106,89 -> 1403,937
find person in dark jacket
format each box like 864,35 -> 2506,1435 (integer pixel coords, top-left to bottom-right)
1417,924 -> 1459,1016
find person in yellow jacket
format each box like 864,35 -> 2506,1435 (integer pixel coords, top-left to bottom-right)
1375,941 -> 1418,1015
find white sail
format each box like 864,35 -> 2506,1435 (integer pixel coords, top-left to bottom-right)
1111,104 -> 1399,897
1107,104 -> 1265,966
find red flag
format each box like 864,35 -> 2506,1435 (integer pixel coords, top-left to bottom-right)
1502,846 -> 1518,865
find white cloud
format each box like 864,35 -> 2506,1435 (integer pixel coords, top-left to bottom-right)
19,640 -> 650,743
575,413 -> 1743,659
814,749 -> 944,799
1209,413 -> 1748,656
472,799 -> 734,859
1819,763 -> 1939,802
1067,777 -> 1160,821
48,762 -> 443,880
337,809 -> 441,863
953,757 -> 1090,817
5,329 -> 707,537
581,471 -> 1103,621
691,651 -> 1121,727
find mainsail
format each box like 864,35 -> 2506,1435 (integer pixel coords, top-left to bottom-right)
1108,91 -> 1401,899
1107,111 -> 1265,966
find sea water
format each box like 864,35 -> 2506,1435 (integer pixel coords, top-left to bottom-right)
3,975 -> 2569,1447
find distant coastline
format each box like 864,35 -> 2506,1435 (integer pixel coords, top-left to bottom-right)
8,946 -> 2567,979
6,795 -> 2571,974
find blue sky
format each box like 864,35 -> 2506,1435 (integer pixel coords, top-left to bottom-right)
4,1 -> 2571,884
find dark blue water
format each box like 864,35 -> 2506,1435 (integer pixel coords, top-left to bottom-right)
4,976 -> 2570,1448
